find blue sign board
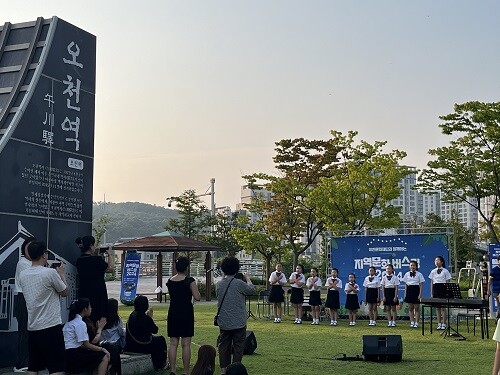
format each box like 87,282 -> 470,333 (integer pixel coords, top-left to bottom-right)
120,252 -> 141,305
331,234 -> 449,306
489,243 -> 500,312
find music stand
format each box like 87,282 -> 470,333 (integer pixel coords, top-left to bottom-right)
246,294 -> 257,320
442,283 -> 466,340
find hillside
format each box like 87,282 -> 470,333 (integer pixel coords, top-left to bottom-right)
92,202 -> 178,243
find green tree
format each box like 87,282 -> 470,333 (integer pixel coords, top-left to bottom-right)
165,189 -> 214,260
244,135 -> 342,268
92,214 -> 110,246
308,130 -> 409,234
231,204 -> 287,283
204,212 -> 242,257
418,101 -> 500,242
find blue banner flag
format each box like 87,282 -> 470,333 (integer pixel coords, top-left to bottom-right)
120,252 -> 141,305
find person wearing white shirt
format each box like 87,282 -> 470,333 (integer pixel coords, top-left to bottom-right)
362,266 -> 381,326
325,268 -> 342,326
13,237 -> 35,372
306,267 -> 322,325
268,263 -> 287,323
402,260 -> 425,328
63,298 -> 110,375
381,264 -> 400,327
428,255 -> 452,330
344,273 -> 360,326
289,264 -> 306,324
19,241 -> 68,375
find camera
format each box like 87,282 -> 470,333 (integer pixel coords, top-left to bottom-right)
99,247 -> 108,254
234,272 -> 245,280
50,262 -> 62,268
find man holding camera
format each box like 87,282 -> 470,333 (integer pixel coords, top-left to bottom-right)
216,257 -> 255,375
19,241 -> 69,375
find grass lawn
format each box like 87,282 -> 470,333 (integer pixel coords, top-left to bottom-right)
120,301 -> 496,375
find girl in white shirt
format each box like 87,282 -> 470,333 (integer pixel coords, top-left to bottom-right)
268,263 -> 287,323
325,268 -> 342,326
363,266 -> 381,326
63,298 -> 110,375
289,264 -> 306,324
306,267 -> 322,325
381,264 -> 400,327
344,273 -> 360,326
428,255 -> 452,330
402,260 -> 425,328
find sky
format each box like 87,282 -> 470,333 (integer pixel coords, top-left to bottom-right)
3,1 -> 500,210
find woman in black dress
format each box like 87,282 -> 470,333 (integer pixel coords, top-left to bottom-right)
166,256 -> 201,375
75,236 -> 114,323
124,296 -> 168,370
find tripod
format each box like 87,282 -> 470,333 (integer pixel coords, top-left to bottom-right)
440,283 -> 466,340
246,294 -> 257,319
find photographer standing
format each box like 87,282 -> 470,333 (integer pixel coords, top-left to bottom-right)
76,236 -> 115,323
216,257 -> 255,375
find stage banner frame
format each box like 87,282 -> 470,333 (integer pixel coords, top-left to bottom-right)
330,233 -> 450,308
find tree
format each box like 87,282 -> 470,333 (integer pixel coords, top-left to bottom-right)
165,189 -> 214,260
244,136 -> 342,268
418,101 -> 500,242
92,214 -> 110,246
308,130 -> 409,234
231,203 -> 287,283
204,212 -> 242,257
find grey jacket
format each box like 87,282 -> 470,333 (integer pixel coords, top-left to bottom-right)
216,276 -> 255,330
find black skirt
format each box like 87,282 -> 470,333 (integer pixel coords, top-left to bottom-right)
290,287 -> 304,304
269,285 -> 285,303
404,285 -> 421,304
365,288 -> 379,304
325,290 -> 340,309
383,288 -> 399,306
345,294 -> 360,311
65,347 -> 106,373
308,290 -> 321,306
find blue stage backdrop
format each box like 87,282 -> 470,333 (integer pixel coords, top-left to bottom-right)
330,234 -> 449,306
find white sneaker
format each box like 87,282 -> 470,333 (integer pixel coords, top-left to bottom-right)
437,323 -> 442,330
13,368 -> 27,373
441,323 -> 446,330
391,321 -> 396,327
293,319 -> 299,324
330,320 -> 335,326
368,320 -> 373,326
277,318 -> 281,323
333,320 -> 337,326
373,320 -> 377,326
388,321 -> 392,327
352,321 -> 356,326
413,322 -> 418,328
410,321 -> 415,328
297,319 -> 302,324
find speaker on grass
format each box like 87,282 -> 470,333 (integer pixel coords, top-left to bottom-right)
362,335 -> 402,362
243,330 -> 257,355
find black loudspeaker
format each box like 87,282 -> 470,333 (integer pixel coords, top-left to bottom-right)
243,331 -> 257,355
362,335 -> 402,362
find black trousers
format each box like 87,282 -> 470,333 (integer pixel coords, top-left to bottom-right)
218,327 -> 246,369
14,293 -> 29,369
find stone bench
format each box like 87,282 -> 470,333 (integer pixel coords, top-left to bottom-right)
0,353 -> 154,375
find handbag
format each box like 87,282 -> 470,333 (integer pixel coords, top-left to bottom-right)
214,277 -> 235,326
